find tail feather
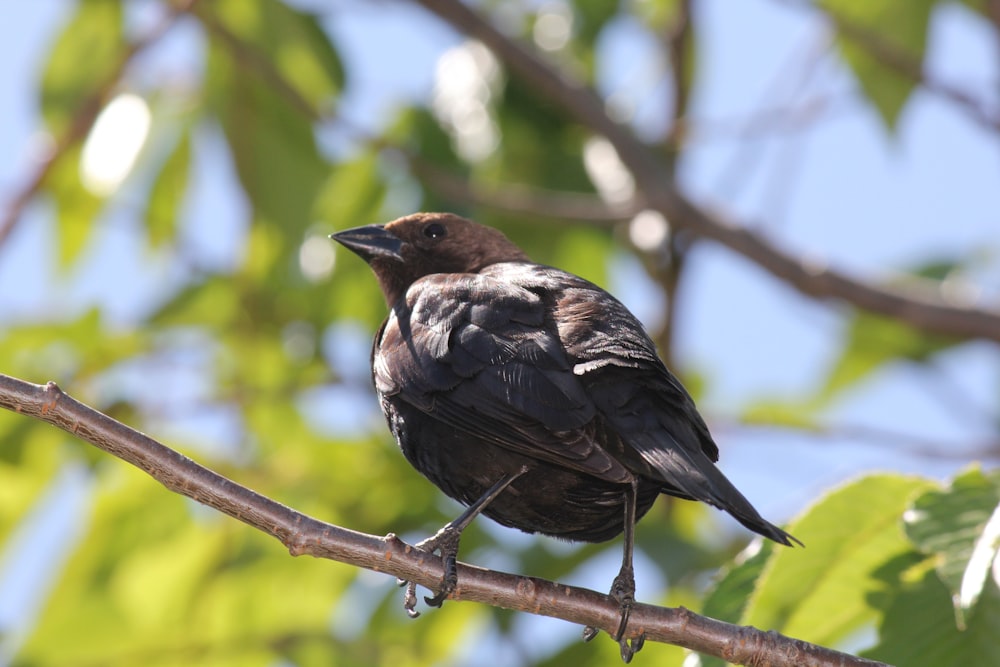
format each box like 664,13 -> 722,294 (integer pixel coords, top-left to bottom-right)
638,437 -> 803,547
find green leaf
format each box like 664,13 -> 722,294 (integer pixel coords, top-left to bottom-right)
903,465 -> 1000,625
145,127 -> 192,250
743,474 -> 935,647
864,562 -> 1000,666
820,0 -> 935,129
39,0 -> 124,135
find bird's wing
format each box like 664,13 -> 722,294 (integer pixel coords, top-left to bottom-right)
374,270 -> 634,483
551,274 -> 797,544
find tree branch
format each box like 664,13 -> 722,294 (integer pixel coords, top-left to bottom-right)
410,0 -> 1000,345
0,373 -> 886,667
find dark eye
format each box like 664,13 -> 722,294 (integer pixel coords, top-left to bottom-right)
423,222 -> 447,239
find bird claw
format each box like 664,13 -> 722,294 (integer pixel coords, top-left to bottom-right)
423,549 -> 458,607
399,579 -> 421,618
397,527 -> 462,616
618,633 -> 645,664
583,567 -> 645,662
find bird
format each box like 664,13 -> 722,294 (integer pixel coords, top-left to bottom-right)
331,212 -> 799,661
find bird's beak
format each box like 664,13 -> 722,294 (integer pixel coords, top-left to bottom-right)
330,224 -> 404,262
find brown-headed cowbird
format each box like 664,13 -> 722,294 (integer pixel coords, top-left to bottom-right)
332,212 -> 799,661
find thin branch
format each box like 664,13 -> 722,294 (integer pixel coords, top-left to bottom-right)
410,0 -> 1000,345
0,0 -> 197,250
0,373 -> 887,667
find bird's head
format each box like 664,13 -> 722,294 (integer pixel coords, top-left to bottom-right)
331,212 -> 528,305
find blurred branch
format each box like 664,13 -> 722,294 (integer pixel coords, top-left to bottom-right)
0,373 -> 887,667
0,0 -> 196,251
411,0 -> 1000,345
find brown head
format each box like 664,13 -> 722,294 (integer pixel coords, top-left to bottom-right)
331,212 -> 529,306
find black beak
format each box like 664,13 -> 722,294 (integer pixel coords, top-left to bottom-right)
330,224 -> 404,262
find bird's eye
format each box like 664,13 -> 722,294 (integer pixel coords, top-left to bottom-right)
423,222 -> 447,240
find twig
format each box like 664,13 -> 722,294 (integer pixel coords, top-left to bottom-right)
0,373 -> 888,666
0,0 -> 196,250
410,0 -> 1000,344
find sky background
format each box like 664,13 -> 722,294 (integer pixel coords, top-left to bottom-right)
0,0 -> 999,662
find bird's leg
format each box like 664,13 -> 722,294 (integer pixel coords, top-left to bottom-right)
583,480 -> 646,663
400,465 -> 529,617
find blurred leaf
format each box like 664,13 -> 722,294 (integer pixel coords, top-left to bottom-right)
694,541 -> 775,667
903,465 -> 1000,625
822,310 -> 958,398
202,0 -> 333,246
741,398 -> 821,431
18,460 -> 355,667
150,277 -> 240,329
44,145 -> 104,268
39,0 -> 124,135
701,541 -> 775,624
820,0 -> 934,129
203,0 -> 343,111
0,308 -> 145,381
743,474 -> 934,647
821,254 -> 967,398
145,127 -> 192,250
0,419 -> 62,544
315,152 -> 386,228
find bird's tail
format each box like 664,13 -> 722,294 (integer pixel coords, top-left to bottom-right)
640,439 -> 802,547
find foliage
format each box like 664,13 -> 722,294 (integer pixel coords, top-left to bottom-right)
1,0 -> 998,665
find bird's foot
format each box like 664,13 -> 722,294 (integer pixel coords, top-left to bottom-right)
582,567 -> 645,663
397,524 -> 463,617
